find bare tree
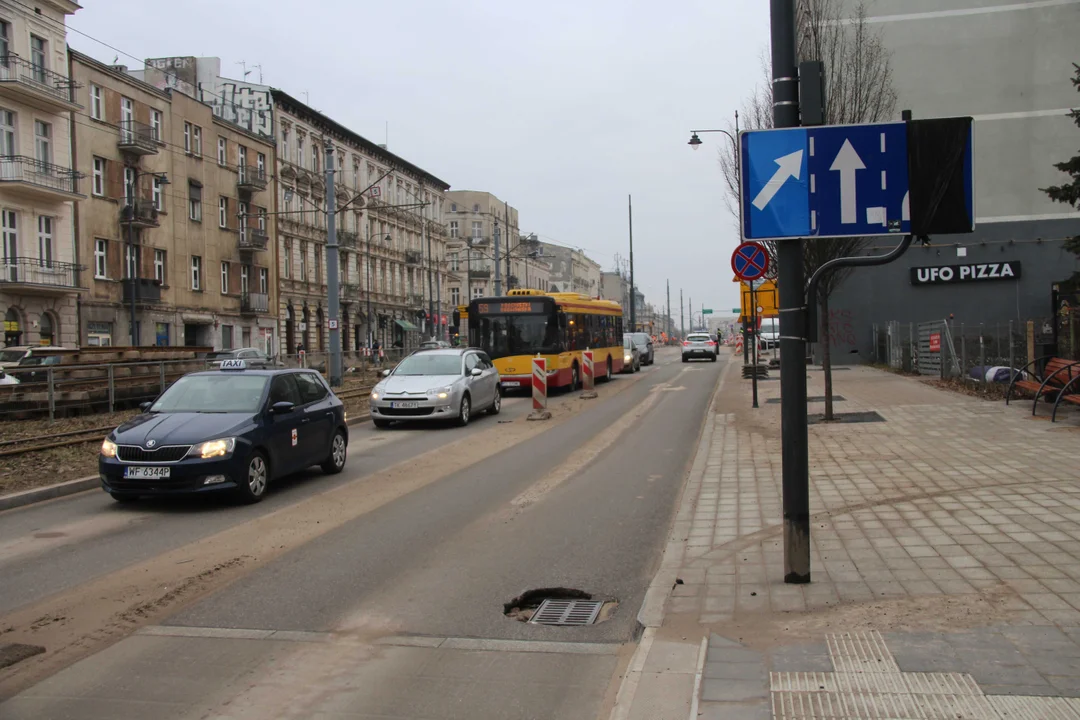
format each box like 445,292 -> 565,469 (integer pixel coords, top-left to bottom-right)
717,0 -> 897,419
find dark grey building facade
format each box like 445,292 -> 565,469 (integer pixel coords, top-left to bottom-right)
825,0 -> 1080,363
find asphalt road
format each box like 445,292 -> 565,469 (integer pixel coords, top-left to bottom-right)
0,347 -> 721,720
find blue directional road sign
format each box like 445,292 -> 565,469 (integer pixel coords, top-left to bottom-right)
739,122 -> 971,240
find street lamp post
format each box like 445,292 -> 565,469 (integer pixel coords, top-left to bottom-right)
125,170 -> 169,346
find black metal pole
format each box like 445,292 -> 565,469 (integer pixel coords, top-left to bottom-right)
628,195 -> 635,331
127,173 -> 137,346
751,282 -> 759,409
771,0 -> 810,584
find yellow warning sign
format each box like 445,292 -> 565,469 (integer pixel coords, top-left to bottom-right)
738,280 -> 778,323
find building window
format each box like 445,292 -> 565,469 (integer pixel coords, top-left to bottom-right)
87,321 -> 112,347
296,136 -> 303,167
259,267 -> 268,294
314,245 -> 322,284
218,196 -> 228,228
472,221 -> 482,239
155,322 -> 169,346
92,157 -> 105,196
154,249 -> 165,284
124,244 -> 140,279
258,208 -> 266,231
449,220 -> 458,239
217,137 -> 226,165
473,203 -> 480,212
451,203 -> 457,213
220,261 -> 229,294
192,126 -> 202,156
450,287 -> 460,306
238,201 -> 248,237
0,109 -> 13,156
299,242 -> 307,280
221,325 -> 233,350
94,239 -> 107,279
2,210 -> 16,268
89,84 -> 103,120
152,177 -> 163,211
184,122 -> 192,152
37,216 -> 52,266
449,252 -> 459,271
119,96 -> 133,143
238,145 -> 247,170
123,166 -> 135,205
34,121 -> 50,164
30,35 -> 46,81
0,21 -> 9,60
191,255 -> 202,290
312,144 -> 320,172
257,152 -> 266,176
472,286 -> 485,299
188,182 -> 202,221
150,110 -> 162,141
281,127 -> 289,162
283,240 -> 291,279
240,264 -> 249,294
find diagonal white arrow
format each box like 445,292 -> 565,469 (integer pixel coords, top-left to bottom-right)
830,140 -> 866,224
751,150 -> 804,211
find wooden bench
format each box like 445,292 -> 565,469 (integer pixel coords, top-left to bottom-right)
1005,356 -> 1080,416
1052,372 -> 1080,422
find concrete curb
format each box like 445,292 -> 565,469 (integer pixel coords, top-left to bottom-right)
0,413 -> 375,512
0,476 -> 100,512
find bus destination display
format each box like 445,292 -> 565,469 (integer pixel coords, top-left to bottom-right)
475,302 -> 542,314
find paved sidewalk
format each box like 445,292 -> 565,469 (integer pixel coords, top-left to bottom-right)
613,355 -> 1080,719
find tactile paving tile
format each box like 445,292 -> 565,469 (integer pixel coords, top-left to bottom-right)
827,631 -> 901,674
989,695 -> 1080,720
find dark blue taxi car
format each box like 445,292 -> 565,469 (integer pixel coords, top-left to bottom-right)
99,361 -> 349,503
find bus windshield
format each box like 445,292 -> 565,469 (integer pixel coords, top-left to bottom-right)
472,313 -> 561,360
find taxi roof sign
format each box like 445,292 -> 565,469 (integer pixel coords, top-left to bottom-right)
219,358 -> 246,370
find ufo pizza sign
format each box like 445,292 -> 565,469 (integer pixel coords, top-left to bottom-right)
910,261 -> 1021,286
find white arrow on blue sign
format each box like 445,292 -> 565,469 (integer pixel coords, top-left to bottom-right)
738,122 -> 970,241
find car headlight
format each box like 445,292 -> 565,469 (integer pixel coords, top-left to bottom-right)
189,437 -> 237,459
429,385 -> 452,400
101,438 -> 117,458
371,389 -> 380,400
624,354 -> 632,362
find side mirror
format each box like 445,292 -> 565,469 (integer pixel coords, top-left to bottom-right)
470,367 -> 483,377
271,401 -> 295,414
381,368 -> 391,378
139,401 -> 152,412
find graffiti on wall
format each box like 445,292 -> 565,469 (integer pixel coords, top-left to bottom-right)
827,308 -> 856,348
209,82 -> 273,138
143,56 -> 196,96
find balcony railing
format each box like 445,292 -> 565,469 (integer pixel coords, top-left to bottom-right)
405,250 -> 423,265
239,229 -> 269,251
340,283 -> 359,298
237,164 -> 268,192
337,230 -> 359,249
121,278 -> 162,304
469,268 -> 492,279
0,155 -> 79,196
241,291 -> 269,313
1,257 -> 81,292
120,199 -> 159,228
117,120 -> 159,155
0,54 -> 79,108
408,293 -> 425,307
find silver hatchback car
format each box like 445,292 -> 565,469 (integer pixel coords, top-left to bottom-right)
369,348 -> 501,428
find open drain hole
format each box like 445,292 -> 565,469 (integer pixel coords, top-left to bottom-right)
503,588 -> 617,625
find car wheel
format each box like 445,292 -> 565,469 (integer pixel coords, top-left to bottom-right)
110,493 -> 139,503
236,450 -> 269,504
682,356 -> 689,363
456,394 -> 471,427
488,386 -> 502,415
711,355 -> 717,362
321,430 -> 347,474
372,418 -> 391,429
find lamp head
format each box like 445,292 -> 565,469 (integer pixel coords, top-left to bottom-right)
688,133 -> 703,150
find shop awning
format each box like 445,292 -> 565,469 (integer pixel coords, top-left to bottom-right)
395,319 -> 419,331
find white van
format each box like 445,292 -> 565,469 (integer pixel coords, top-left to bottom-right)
758,318 -> 779,350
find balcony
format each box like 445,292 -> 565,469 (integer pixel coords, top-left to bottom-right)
0,155 -> 82,201
120,199 -> 160,229
340,283 -> 359,299
405,250 -> 423,265
337,229 -> 359,250
121,278 -> 162,305
0,257 -> 83,295
408,293 -> 425,308
469,267 -> 492,279
239,229 -> 269,251
117,120 -> 159,156
237,165 -> 268,193
0,54 -> 80,112
241,291 -> 269,314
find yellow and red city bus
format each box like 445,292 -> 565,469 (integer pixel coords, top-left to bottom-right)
468,290 -> 625,391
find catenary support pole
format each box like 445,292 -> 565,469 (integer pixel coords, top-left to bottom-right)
771,0 -> 810,584
628,195 -> 635,332
325,142 -> 342,386
680,289 -> 684,339
494,219 -> 502,296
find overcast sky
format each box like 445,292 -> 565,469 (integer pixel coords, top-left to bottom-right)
70,0 -> 770,324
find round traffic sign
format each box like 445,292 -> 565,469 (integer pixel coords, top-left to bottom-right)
731,242 -> 770,282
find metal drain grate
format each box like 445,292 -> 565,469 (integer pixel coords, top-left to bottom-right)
529,599 -> 603,626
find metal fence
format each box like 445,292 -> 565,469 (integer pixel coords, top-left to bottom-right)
872,319 -> 1049,380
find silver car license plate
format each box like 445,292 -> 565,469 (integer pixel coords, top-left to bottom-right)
124,466 -> 171,479
391,401 -> 419,409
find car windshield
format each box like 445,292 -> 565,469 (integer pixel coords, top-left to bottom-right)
688,335 -> 710,342
150,373 -> 269,413
624,337 -> 633,350
473,314 -> 560,359
393,354 -> 462,376
0,350 -> 26,363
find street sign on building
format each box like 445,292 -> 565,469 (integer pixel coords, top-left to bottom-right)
739,121 -> 973,241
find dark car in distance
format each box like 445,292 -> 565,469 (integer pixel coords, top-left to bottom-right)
99,361 -> 348,503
